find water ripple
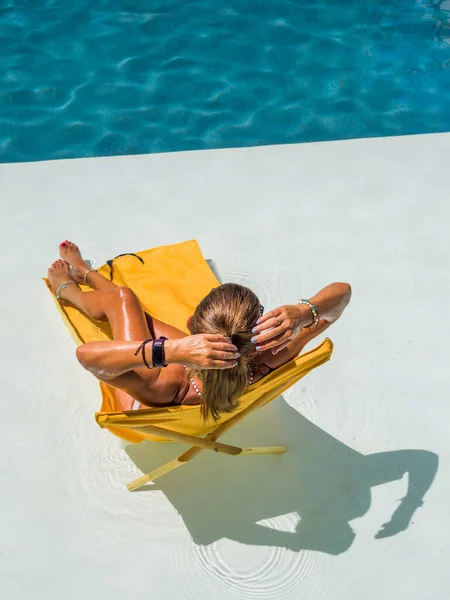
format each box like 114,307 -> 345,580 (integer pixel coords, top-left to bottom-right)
189,541 -> 320,599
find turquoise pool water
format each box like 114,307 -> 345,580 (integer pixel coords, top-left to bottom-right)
1,0 -> 450,163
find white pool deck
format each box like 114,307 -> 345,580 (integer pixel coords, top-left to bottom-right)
1,133 -> 450,599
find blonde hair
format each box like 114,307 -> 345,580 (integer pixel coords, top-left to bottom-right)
189,283 -> 260,421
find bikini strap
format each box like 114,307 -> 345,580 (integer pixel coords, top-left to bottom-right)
106,253 -> 144,281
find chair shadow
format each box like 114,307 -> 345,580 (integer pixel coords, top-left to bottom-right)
125,397 -> 438,555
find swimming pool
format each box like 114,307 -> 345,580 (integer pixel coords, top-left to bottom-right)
1,0 -> 450,163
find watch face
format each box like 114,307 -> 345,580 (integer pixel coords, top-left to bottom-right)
153,337 -> 168,367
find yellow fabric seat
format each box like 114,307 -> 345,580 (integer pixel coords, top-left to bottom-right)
49,240 -> 333,490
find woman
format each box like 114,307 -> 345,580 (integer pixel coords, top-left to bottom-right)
48,241 -> 351,419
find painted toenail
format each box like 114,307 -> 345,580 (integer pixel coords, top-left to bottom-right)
61,242 -> 66,247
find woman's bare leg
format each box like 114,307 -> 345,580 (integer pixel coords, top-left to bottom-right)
47,259 -> 150,338
49,245 -> 188,410
48,259 -> 156,410
58,240 -> 182,342
59,240 -> 157,339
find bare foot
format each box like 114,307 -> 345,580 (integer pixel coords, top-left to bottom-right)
59,240 -> 92,283
47,259 -> 78,300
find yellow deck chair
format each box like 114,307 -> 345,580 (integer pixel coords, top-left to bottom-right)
48,240 -> 333,491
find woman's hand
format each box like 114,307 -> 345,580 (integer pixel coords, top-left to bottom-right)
166,334 -> 239,370
251,304 -> 311,354
251,283 -> 351,355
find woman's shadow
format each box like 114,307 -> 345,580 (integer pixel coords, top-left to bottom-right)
125,397 -> 438,555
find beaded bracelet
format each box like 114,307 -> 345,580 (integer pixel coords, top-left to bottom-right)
298,299 -> 319,329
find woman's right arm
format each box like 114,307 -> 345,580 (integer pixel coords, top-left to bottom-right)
251,282 -> 352,355
76,335 -> 239,380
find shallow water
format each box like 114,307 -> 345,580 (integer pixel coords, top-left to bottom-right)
1,0 -> 450,162
1,136 -> 450,598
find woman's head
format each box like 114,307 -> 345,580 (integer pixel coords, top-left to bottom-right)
189,283 -> 261,421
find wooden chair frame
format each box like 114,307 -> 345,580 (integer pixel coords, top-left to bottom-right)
101,391 -> 286,491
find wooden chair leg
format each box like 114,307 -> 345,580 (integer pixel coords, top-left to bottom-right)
113,422 -> 243,455
126,387 -> 289,491
127,457 -> 186,491
238,446 -> 287,456
127,445 -> 287,491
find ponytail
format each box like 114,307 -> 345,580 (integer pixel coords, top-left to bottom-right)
198,357 -> 248,421
190,283 -> 260,421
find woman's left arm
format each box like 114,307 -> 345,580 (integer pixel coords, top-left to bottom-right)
76,334 -> 239,379
251,282 -> 352,357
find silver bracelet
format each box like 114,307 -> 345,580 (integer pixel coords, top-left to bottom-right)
298,299 -> 319,329
83,268 -> 97,284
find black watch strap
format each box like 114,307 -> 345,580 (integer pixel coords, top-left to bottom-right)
152,336 -> 168,367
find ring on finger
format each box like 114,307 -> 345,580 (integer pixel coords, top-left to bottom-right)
275,316 -> 281,327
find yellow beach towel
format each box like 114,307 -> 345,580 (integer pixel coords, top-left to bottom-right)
49,240 -> 333,444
